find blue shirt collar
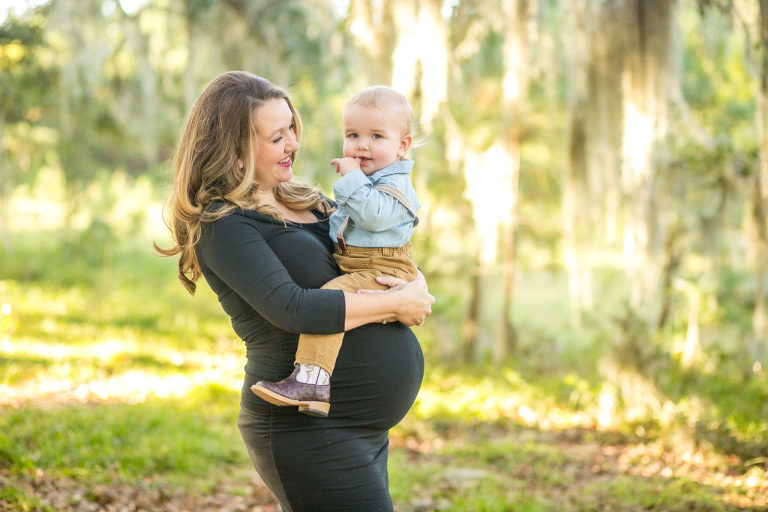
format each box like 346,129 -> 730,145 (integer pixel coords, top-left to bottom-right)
369,159 -> 414,180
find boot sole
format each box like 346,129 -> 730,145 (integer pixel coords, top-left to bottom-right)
250,384 -> 330,417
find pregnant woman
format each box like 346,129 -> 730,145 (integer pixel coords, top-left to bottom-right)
155,71 -> 434,511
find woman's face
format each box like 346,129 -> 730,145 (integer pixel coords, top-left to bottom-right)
251,98 -> 298,190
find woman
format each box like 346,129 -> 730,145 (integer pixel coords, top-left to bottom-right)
156,71 -> 434,511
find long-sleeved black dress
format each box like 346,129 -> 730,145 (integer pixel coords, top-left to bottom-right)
195,206 -> 424,512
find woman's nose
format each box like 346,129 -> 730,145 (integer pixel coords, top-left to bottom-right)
286,132 -> 298,152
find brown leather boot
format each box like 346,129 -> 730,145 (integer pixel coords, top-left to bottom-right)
250,366 -> 331,417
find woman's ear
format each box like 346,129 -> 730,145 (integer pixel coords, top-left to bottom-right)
398,135 -> 413,158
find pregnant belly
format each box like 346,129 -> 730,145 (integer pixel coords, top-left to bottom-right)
329,323 -> 424,429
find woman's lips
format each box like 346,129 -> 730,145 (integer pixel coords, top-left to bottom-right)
278,159 -> 292,167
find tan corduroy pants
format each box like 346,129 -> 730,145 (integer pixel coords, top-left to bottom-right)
294,242 -> 419,374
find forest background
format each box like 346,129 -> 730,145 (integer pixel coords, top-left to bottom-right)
1,0 -> 768,510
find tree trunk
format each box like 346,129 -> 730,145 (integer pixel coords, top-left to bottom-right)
751,175 -> 767,361
462,269 -> 484,362
0,113 -> 8,251
390,0 -> 419,95
657,224 -> 683,330
124,14 -> 158,168
498,0 -> 529,360
752,0 -> 768,362
184,15 -> 203,109
416,0 -> 448,128
462,146 -> 500,362
587,1 -> 624,244
347,0 -> 392,86
681,283 -> 701,369
564,0 -> 591,327
619,0 -> 676,325
500,222 -> 518,356
388,0 -> 448,127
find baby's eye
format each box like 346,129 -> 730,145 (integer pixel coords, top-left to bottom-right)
372,133 -> 383,139
347,133 -> 358,139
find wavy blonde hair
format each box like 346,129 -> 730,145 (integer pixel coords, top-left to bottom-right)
155,71 -> 333,294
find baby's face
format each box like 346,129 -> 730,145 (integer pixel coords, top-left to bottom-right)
341,103 -> 410,176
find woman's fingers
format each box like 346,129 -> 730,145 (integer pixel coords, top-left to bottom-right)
375,275 -> 407,288
357,274 -> 434,326
356,276 -> 406,294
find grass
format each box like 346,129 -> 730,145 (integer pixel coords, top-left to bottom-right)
2,230 -> 768,511
387,416 -> 751,511
1,391 -> 244,482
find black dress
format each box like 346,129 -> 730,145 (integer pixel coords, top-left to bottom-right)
196,206 -> 424,512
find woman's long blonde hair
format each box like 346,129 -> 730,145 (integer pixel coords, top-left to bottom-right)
155,71 -> 333,294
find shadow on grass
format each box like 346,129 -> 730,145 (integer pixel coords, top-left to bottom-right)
504,324 -> 768,464
652,359 -> 768,463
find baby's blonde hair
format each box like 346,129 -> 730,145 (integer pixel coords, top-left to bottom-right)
345,85 -> 415,139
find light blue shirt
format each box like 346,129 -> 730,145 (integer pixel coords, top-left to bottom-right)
329,159 -> 420,248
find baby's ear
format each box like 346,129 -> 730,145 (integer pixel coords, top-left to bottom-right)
398,135 -> 413,157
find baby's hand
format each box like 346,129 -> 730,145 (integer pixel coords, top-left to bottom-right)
330,157 -> 361,177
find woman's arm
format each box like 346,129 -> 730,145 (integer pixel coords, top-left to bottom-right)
197,213 -> 433,333
197,214 -> 346,334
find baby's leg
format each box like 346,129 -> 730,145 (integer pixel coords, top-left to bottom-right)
251,272 -> 387,417
294,271 -> 388,374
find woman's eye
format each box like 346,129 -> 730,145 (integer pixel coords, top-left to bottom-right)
272,136 -> 283,143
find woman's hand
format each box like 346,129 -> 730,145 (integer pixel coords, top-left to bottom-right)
359,274 -> 435,326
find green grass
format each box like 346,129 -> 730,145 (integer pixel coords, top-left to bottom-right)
1,386 -> 244,483
0,485 -> 55,512
2,230 -> 768,510
387,418 -> 744,512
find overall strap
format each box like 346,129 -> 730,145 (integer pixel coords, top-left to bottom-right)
336,183 -> 419,250
372,183 -> 419,226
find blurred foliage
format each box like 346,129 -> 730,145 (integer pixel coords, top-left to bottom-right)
1,2 -> 768,507
0,0 -> 760,350
0,0 -> 764,388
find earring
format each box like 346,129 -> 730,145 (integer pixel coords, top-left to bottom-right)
237,160 -> 244,169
